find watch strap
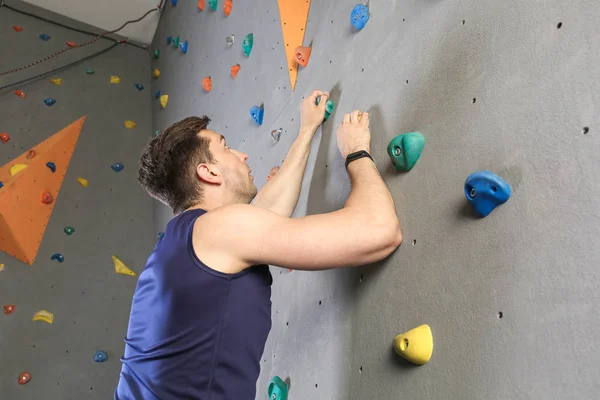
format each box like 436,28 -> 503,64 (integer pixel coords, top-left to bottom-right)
345,150 -> 373,169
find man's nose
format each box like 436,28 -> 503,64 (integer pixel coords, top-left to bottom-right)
232,149 -> 248,163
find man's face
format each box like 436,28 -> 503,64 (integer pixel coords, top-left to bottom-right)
200,130 -> 257,204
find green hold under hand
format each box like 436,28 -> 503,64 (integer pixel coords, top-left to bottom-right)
64,226 -> 75,235
172,36 -> 180,48
268,376 -> 288,400
315,95 -> 335,122
387,132 -> 426,172
208,0 -> 218,11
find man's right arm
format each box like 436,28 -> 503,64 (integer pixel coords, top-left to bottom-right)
194,110 -> 402,271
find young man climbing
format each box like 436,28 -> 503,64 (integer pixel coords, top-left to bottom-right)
115,90 -> 402,399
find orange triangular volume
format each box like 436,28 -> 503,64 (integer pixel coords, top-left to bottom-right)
277,0 -> 311,91
0,117 -> 86,265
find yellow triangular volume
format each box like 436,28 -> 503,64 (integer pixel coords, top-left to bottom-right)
393,324 -> 433,365
160,94 -> 169,109
112,255 -> 136,276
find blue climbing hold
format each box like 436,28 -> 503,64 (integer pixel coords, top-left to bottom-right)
111,163 -> 124,172
93,350 -> 108,363
44,98 -> 56,106
46,162 -> 56,173
158,232 -> 164,238
172,0 -> 178,6
350,3 -> 370,30
39,33 -> 51,41
464,171 -> 511,217
51,253 -> 64,262
180,40 -> 188,54
166,36 -> 172,45
155,90 -> 161,99
249,105 -> 264,126
133,84 -> 144,91
0,182 -> 3,189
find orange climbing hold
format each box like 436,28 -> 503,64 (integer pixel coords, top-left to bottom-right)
14,90 -> 26,98
18,372 -> 30,385
13,25 -> 23,32
198,0 -> 204,10
277,0 -> 311,91
1,133 -> 10,143
224,0 -> 232,16
295,46 -> 311,67
231,64 -> 241,79
66,41 -> 76,48
4,304 -> 16,314
202,76 -> 212,92
26,150 -> 36,159
0,117 -> 85,265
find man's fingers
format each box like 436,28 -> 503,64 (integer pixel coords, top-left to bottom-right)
317,92 -> 329,111
343,113 -> 351,124
308,90 -> 324,105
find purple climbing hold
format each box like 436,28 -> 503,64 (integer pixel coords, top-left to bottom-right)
46,162 -> 56,172
111,163 -> 124,172
133,84 -> 144,91
51,253 -> 64,262
180,40 -> 188,54
39,33 -> 51,41
44,98 -> 56,106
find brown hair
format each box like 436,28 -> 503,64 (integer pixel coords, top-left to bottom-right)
138,116 -> 213,214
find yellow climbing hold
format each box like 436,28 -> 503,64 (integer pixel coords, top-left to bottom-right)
113,255 -> 136,276
77,177 -> 89,187
160,94 -> 169,109
33,310 -> 54,324
153,68 -> 161,78
125,120 -> 137,129
110,76 -> 121,84
393,324 -> 433,365
50,78 -> 63,86
0,264 -> 5,272
9,163 -> 27,176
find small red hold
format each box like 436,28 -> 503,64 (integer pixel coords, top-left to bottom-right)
27,150 -> 36,159
66,41 -> 77,48
295,46 -> 312,68
14,90 -> 26,98
231,64 -> 240,79
41,191 -> 54,205
224,0 -> 232,16
4,305 -> 16,314
13,25 -> 23,32
202,76 -> 212,92
18,372 -> 31,385
0,133 -> 10,143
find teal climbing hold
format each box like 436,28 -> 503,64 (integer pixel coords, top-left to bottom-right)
315,96 -> 335,122
158,232 -> 164,238
93,350 -> 107,363
208,0 -> 218,11
268,376 -> 288,400
242,33 -> 254,57
154,130 -> 160,137
85,67 -> 95,74
387,132 -> 426,172
154,49 -> 160,58
64,226 -> 75,235
172,36 -> 180,48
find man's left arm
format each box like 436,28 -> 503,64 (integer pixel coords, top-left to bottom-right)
252,90 -> 329,217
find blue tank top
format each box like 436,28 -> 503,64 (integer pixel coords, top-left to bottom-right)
115,209 -> 272,400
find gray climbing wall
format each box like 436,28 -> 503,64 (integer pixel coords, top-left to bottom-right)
153,1 -> 600,399
0,1 -> 154,398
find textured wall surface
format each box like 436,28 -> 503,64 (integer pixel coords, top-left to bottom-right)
0,1 -> 154,398
150,0 -> 600,399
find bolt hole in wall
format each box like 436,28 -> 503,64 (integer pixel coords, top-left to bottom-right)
472,98 -> 477,104
412,239 -> 417,245
498,311 -> 503,319
359,366 -> 362,373
557,21 -> 562,29
582,127 -> 589,134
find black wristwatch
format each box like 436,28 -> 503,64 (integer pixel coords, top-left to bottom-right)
345,150 -> 373,169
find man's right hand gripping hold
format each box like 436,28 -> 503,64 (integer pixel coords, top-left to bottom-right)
194,106 -> 403,272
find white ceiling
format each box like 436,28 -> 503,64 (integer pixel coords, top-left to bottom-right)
22,0 -> 161,45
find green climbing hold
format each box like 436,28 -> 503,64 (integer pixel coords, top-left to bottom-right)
64,226 -> 75,235
315,95 -> 335,122
173,36 -> 180,48
154,49 -> 160,58
208,0 -> 218,11
387,132 -> 426,172
85,67 -> 95,74
154,130 -> 160,137
268,376 -> 288,400
242,33 -> 254,57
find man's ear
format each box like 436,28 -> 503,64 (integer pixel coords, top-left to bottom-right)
196,163 -> 222,185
